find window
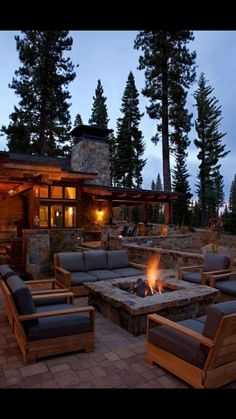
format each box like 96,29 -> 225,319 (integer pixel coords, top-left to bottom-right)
65,206 -> 76,227
65,187 -> 76,199
51,205 -> 63,228
39,185 -> 49,198
39,205 -> 49,227
51,186 -> 63,199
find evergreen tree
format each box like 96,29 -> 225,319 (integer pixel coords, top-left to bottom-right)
156,173 -> 163,191
194,73 -> 229,226
214,170 -> 225,216
74,113 -> 83,126
114,71 -> 146,188
108,131 -> 117,186
229,174 -> 236,213
151,179 -> 156,190
1,31 -> 76,156
171,87 -> 192,226
134,31 -> 196,191
88,79 -> 109,128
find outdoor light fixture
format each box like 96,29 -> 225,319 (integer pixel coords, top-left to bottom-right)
56,211 -> 59,217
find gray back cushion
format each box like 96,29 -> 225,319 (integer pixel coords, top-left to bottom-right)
203,300 -> 236,339
6,275 -> 37,315
203,253 -> 230,272
84,250 -> 108,271
58,252 -> 85,272
107,250 -> 129,269
0,264 -> 15,281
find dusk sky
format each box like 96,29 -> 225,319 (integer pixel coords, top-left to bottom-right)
0,30 -> 236,201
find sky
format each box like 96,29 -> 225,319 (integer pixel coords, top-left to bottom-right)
0,30 -> 236,201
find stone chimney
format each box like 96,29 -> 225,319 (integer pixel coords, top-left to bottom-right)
70,124 -> 112,186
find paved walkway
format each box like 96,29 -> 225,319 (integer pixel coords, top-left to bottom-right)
0,293 -> 236,389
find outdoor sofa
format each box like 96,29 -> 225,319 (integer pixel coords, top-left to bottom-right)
54,249 -> 145,296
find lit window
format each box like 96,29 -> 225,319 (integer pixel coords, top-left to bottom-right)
51,205 -> 63,228
65,187 -> 76,199
51,186 -> 62,199
39,185 -> 49,198
65,206 -> 76,227
39,206 -> 49,227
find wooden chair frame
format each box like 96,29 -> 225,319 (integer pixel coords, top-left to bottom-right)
178,257 -> 233,285
146,312 -> 236,388
0,279 -> 95,364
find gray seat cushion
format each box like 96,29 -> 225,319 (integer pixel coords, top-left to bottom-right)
71,271 -> 99,285
111,267 -> 144,278
25,310 -> 92,341
203,300 -> 236,339
84,250 -> 108,271
34,295 -> 68,306
148,318 -> 207,368
0,264 -> 15,281
182,271 -> 210,284
203,253 -> 230,272
107,250 -> 129,269
58,252 -> 85,272
213,279 -> 236,297
88,269 -> 121,280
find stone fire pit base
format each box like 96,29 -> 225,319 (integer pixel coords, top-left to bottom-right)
86,271 -> 219,336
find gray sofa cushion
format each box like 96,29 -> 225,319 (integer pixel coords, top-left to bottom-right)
26,311 -> 92,341
203,300 -> 236,339
203,253 -> 230,272
0,264 -> 15,281
107,250 -> 129,269
88,269 -> 121,280
71,271 -> 99,285
6,275 -> 37,315
84,250 -> 108,271
213,279 -> 236,297
34,295 -> 68,306
58,252 -> 85,272
148,318 -> 206,368
182,271 -> 210,284
111,267 -> 144,278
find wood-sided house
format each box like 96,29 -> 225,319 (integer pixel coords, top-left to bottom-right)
0,125 -> 188,274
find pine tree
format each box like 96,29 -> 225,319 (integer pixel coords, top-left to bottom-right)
134,31 -> 196,191
194,73 -> 229,226
155,173 -> 163,191
214,170 -> 225,216
229,174 -> 236,213
74,113 -> 83,127
88,79 -> 109,128
151,180 -> 156,190
1,31 -> 76,156
171,87 -> 192,226
114,71 -> 146,188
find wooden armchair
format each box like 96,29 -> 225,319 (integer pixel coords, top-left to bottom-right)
178,253 -> 233,285
146,300 -> 236,388
1,277 -> 95,363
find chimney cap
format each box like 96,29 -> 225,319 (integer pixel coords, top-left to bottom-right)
69,124 -> 113,139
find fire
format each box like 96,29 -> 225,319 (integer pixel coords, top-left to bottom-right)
146,256 -> 160,294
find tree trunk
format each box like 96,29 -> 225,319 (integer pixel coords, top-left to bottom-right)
162,60 -> 171,192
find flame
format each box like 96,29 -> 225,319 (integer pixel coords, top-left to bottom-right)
156,280 -> 165,294
146,256 -> 160,294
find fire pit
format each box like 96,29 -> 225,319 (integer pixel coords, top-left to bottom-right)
118,277 -> 175,297
85,270 -> 219,335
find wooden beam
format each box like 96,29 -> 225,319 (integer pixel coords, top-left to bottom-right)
4,162 -> 61,172
8,182 -> 32,197
117,193 -> 127,198
82,185 -> 112,196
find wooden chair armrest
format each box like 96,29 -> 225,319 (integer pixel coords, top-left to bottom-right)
128,262 -> 146,269
25,278 -> 56,285
180,264 -> 203,271
55,266 -> 70,275
18,305 -> 95,321
32,291 -> 74,300
147,313 -> 214,348
30,288 -> 70,295
210,271 -> 236,287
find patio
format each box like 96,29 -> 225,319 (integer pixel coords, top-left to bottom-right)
0,291 -> 236,389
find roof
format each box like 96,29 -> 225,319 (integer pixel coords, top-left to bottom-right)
8,152 -> 71,171
69,124 -> 112,140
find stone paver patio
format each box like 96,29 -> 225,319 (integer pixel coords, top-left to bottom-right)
0,292 -> 236,389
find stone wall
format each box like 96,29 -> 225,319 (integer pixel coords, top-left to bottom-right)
23,229 -> 83,277
108,234 -> 192,251
71,139 -> 111,186
123,243 -> 203,270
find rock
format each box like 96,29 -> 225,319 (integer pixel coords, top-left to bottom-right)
201,243 -> 231,257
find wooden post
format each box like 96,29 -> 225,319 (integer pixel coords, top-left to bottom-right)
164,201 -> 172,224
142,204 -> 148,224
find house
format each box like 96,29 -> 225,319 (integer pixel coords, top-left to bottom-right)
0,124 -> 188,275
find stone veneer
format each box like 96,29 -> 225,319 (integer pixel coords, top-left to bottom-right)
86,271 -> 219,335
71,139 -> 111,186
23,229 -> 83,277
